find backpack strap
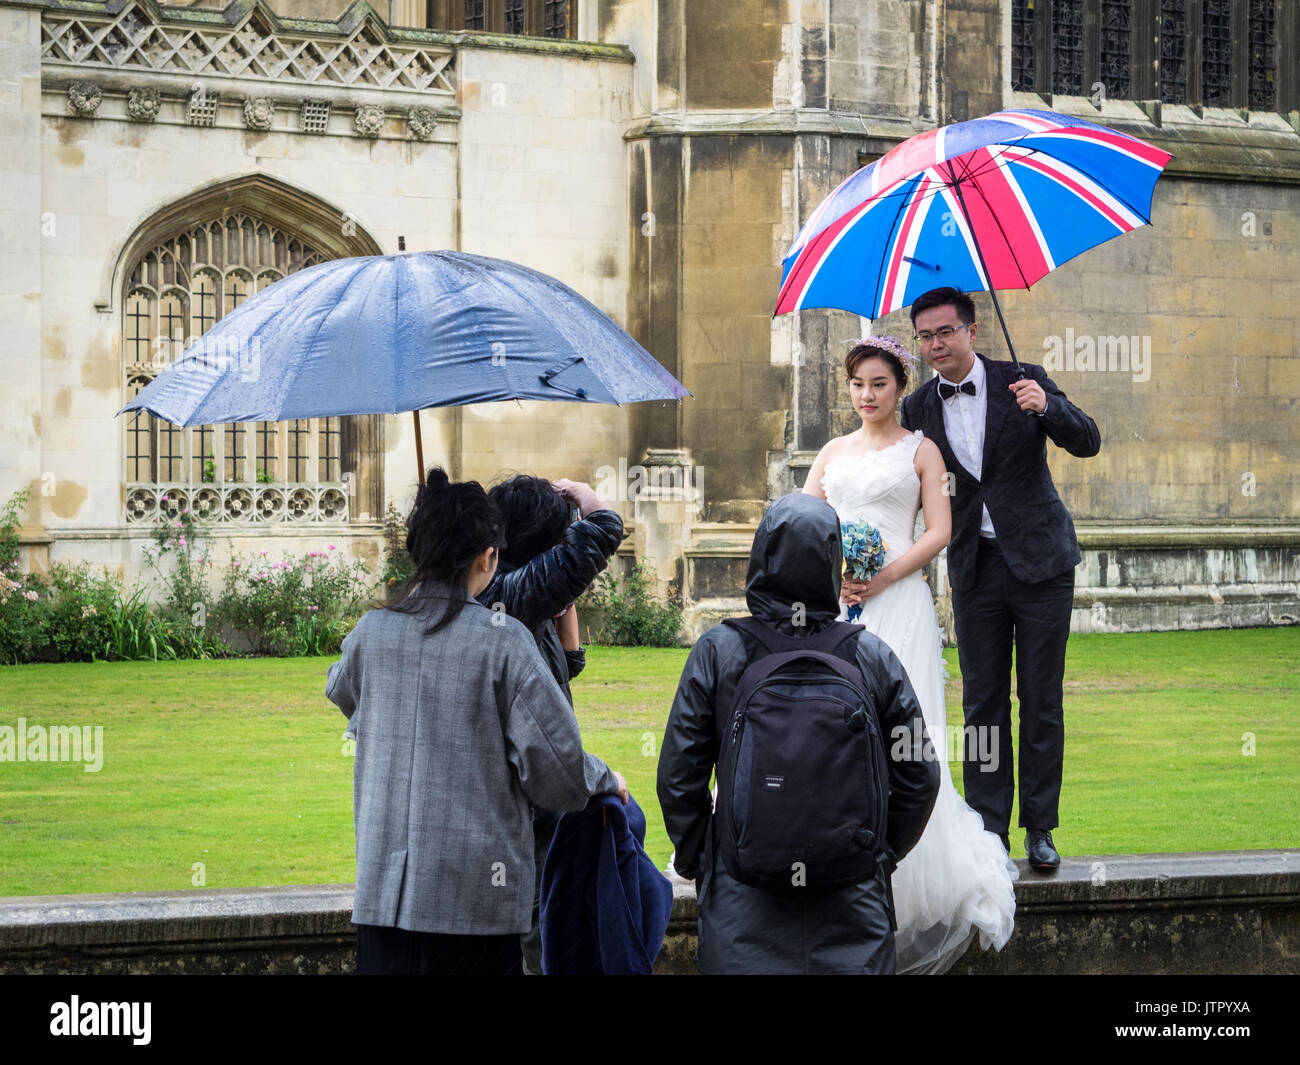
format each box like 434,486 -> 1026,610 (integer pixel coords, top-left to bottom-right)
722,616 -> 793,655
723,617 -> 862,660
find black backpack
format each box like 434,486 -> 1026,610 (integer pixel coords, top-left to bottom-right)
715,617 -> 889,895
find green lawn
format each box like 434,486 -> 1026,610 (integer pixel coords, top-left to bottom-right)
0,628 -> 1295,896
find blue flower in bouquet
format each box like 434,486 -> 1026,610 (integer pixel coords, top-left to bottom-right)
840,519 -> 888,623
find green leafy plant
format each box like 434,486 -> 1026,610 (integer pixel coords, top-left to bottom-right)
102,586 -> 179,662
0,487 -> 30,579
379,503 -> 414,599
582,561 -> 683,647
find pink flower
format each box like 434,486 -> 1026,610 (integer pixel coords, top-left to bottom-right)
328,544 -> 336,551
233,561 -> 241,569
183,508 -> 191,516
176,522 -> 183,529
260,549 -> 268,556
178,536 -> 186,547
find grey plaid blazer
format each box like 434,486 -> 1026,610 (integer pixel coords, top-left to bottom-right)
326,583 -> 619,935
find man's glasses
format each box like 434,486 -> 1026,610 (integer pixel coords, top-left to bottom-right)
913,323 -> 971,345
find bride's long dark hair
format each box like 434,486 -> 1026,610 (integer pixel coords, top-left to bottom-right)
388,467 -> 506,634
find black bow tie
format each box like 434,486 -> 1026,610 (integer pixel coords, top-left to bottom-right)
939,380 -> 976,400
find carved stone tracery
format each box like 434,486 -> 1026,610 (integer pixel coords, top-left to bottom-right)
40,1 -> 455,96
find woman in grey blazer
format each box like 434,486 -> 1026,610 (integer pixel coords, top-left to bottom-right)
327,469 -> 626,975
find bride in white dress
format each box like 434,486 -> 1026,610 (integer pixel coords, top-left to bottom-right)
804,336 -> 1017,975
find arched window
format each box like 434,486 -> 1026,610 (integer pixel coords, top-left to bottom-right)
122,213 -> 364,525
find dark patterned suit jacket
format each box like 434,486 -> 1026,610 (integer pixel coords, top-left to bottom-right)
900,354 -> 1100,592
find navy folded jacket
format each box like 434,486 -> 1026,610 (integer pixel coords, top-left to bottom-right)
539,793 -> 674,975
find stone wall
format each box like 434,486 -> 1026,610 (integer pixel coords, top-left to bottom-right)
4,850 -> 1296,974
452,40 -> 633,491
0,0 -> 637,591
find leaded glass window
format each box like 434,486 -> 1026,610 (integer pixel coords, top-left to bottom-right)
505,0 -> 524,34
1015,2 -> 1288,114
1160,0 -> 1188,102
1052,0 -> 1086,95
122,216 -> 356,524
1011,0 -> 1036,92
1248,0 -> 1276,110
464,1 -> 484,30
543,0 -> 568,38
1201,0 -> 1233,105
1099,0 -> 1132,98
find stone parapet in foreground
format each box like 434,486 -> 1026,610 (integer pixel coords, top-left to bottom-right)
1,851 -> 1296,975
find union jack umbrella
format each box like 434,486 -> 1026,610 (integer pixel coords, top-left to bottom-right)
774,109 -> 1173,372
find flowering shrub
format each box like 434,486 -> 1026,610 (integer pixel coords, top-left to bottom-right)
0,488 -> 375,662
218,544 -> 373,656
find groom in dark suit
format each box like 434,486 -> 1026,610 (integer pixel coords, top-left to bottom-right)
899,287 -> 1100,871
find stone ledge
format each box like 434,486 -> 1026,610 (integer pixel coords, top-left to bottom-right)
2,851 -> 1296,974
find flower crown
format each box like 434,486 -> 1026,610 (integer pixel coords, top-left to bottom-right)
844,335 -> 919,373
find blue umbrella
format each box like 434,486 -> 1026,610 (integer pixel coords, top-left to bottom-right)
119,250 -> 690,478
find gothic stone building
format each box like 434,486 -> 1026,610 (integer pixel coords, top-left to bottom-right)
3,0 -> 1297,638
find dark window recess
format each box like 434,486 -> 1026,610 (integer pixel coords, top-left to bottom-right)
1011,0 -> 1035,92
1160,0 -> 1188,103
505,0 -> 524,33
1248,0 -> 1277,110
543,0 -> 568,38
464,0 -> 484,30
1052,0 -> 1086,96
1202,0 -> 1233,106
1099,0 -> 1132,99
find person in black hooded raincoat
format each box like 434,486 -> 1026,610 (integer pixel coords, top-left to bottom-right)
657,492 -> 940,974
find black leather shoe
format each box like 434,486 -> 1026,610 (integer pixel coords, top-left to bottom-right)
1025,829 -> 1060,871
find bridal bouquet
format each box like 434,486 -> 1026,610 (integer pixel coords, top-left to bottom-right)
840,519 -> 888,623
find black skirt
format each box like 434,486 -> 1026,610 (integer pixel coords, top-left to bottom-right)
355,924 -> 524,976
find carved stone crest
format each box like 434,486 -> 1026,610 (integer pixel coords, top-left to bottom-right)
242,97 -> 276,131
126,87 -> 161,123
353,104 -> 385,138
407,106 -> 438,142
67,82 -> 102,117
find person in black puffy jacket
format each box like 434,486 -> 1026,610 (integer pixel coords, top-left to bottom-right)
657,493 -> 940,974
477,473 -> 625,973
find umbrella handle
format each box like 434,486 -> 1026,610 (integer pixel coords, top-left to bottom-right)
949,172 -> 1028,386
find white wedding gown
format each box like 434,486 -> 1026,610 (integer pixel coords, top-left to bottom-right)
822,429 -> 1017,975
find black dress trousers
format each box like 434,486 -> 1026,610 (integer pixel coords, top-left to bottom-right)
950,538 -> 1075,835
